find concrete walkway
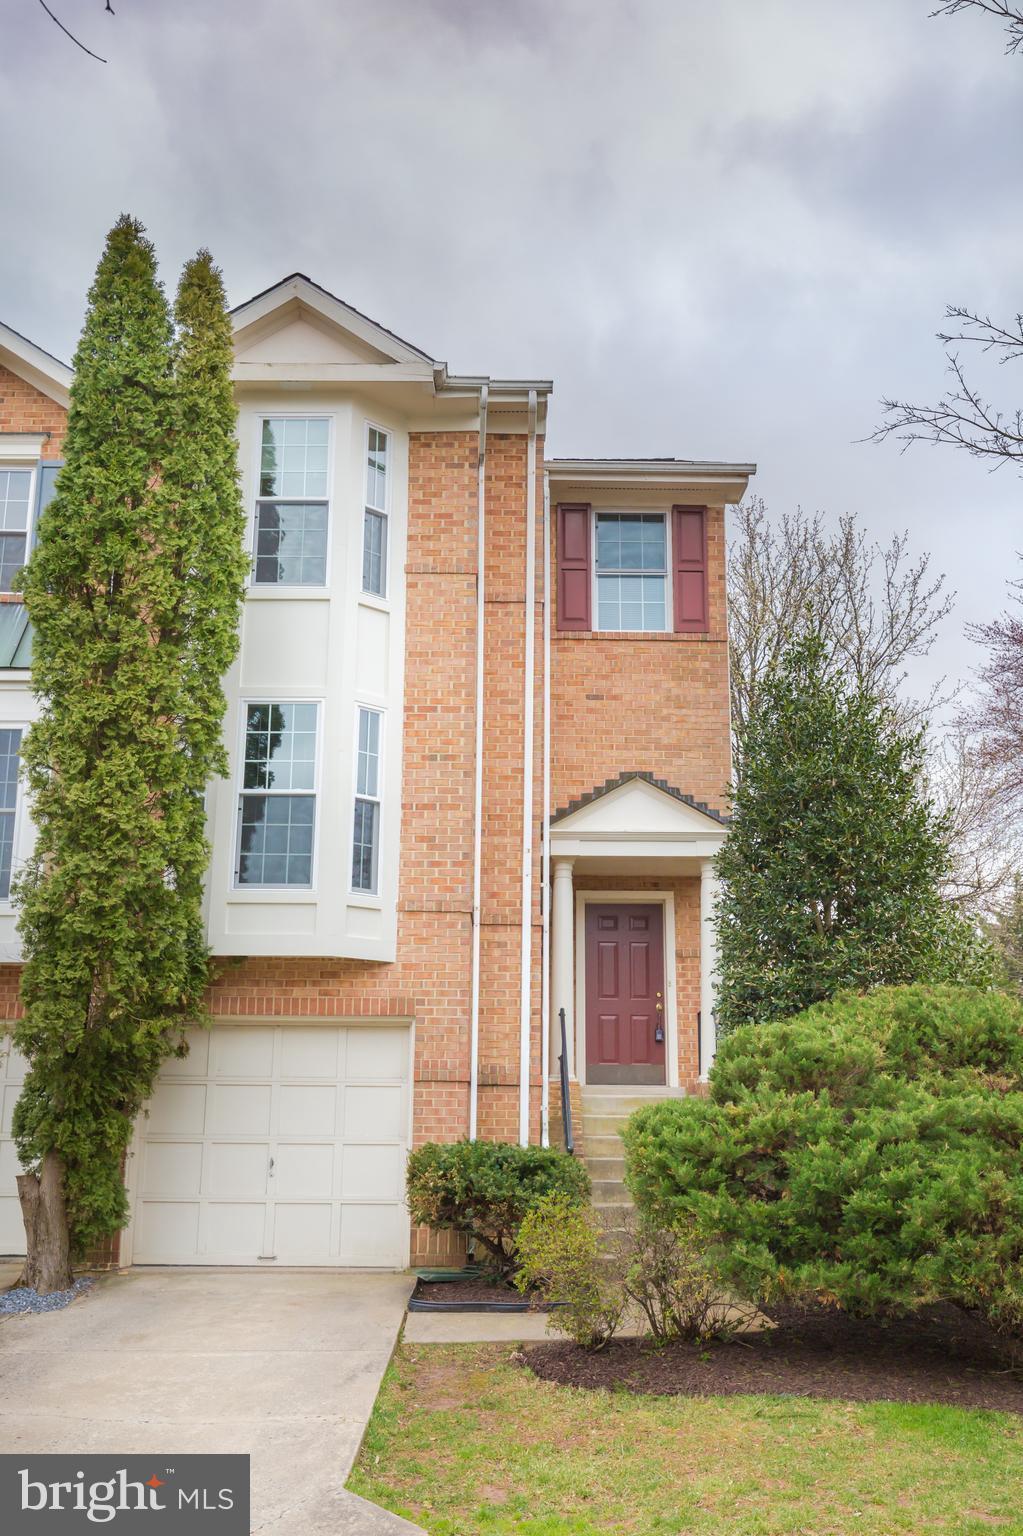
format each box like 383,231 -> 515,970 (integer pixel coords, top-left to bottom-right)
0,1268 -> 424,1534
404,1308 -> 562,1343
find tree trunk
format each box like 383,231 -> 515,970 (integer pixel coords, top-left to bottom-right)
16,1151 -> 73,1294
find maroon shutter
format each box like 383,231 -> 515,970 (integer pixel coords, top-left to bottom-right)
672,505 -> 708,632
557,503 -> 592,631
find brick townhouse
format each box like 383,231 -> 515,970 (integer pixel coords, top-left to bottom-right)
0,277 -> 753,1268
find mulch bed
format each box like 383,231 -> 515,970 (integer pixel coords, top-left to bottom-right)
414,1279 -> 531,1307
523,1304 -> 1023,1414
410,1277 -> 558,1312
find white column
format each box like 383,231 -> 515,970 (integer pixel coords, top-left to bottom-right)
551,857 -> 576,1079
699,859 -> 720,1080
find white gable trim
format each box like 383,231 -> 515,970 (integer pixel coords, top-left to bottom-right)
551,777 -> 727,861
231,275 -> 434,366
550,776 -> 728,858
0,323 -> 71,409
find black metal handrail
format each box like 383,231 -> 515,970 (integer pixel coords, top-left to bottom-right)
558,1007 -> 574,1154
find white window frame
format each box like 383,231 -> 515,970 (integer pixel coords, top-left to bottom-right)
0,723 -> 26,907
349,703 -> 384,900
361,421 -> 390,601
232,698 -> 323,892
591,507 -> 672,634
249,415 -> 333,593
0,463 -> 38,595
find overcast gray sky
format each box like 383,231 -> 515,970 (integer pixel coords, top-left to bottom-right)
3,0 -> 1021,703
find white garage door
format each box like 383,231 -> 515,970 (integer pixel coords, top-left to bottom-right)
0,1036 -> 27,1256
131,1024 -> 411,1268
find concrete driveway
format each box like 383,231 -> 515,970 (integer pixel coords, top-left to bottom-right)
0,1268 -> 423,1534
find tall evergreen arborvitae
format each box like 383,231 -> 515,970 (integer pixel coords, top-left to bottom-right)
11,220 -> 247,1291
714,629 -> 992,1036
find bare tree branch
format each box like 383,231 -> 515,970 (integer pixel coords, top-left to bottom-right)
36,0 -> 108,63
925,720 -> 1023,912
932,0 -> 1023,52
871,345 -> 1023,469
728,499 -> 955,774
964,576 -> 1023,808
937,306 -> 1023,360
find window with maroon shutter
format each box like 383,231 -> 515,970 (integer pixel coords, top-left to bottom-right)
556,503 -> 592,631
672,506 -> 708,632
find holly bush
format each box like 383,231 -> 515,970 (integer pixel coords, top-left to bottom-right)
622,985 -> 1023,1346
406,1140 -> 590,1276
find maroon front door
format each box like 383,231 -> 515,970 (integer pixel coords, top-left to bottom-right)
585,903 -> 666,1085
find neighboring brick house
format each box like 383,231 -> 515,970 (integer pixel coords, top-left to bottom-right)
0,277 -> 754,1268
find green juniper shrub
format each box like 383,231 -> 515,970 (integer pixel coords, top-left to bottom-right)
623,985 -> 1023,1352
405,1140 -> 590,1278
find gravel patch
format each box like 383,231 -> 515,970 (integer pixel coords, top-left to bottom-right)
0,1277 -> 93,1315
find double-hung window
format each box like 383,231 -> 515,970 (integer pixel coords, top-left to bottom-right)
0,728 -> 21,900
236,703 -> 317,887
595,512 -> 668,632
253,417 -> 329,586
0,469 -> 33,593
361,427 -> 388,597
351,707 -> 382,894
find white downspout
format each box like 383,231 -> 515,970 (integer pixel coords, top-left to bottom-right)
468,383 -> 488,1141
540,464 -> 552,1147
518,389 -> 538,1146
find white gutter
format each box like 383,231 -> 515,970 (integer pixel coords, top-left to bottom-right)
546,458 -> 757,479
518,389 -> 538,1147
540,465 -> 552,1147
468,382 -> 488,1141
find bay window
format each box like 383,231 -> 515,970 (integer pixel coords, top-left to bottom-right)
361,426 -> 388,597
0,469 -> 33,593
235,702 -> 318,887
253,418 -> 329,586
351,706 -> 382,894
0,728 -> 21,900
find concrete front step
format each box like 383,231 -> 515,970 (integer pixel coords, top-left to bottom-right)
578,1088 -> 685,1167
580,1086 -> 687,1111
580,1113 -> 635,1137
583,1155 -> 626,1182
591,1178 -> 632,1202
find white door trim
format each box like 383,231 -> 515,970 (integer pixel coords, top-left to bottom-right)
573,890 -> 679,1089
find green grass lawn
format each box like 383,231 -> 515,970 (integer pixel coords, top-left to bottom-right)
348,1343 -> 1023,1536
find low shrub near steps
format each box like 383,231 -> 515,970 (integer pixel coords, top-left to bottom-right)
405,1139 -> 590,1278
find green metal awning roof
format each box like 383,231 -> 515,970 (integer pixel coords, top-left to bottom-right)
0,603 -> 33,668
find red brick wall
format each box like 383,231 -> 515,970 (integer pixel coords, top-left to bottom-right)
550,502 -> 731,818
0,363 -> 730,1265
0,365 -> 65,456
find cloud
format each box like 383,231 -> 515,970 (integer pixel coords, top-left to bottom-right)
2,0 -> 1020,699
